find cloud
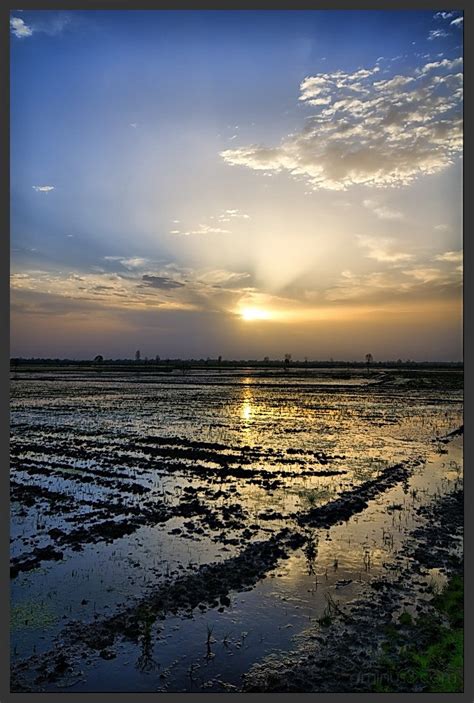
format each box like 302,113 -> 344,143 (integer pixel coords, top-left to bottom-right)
171,209 -> 251,235
428,29 -> 449,40
435,250 -> 462,263
197,270 -> 251,288
402,267 -> 444,283
451,16 -> 463,27
434,11 -> 455,20
217,208 -> 251,223
141,275 -> 185,290
363,199 -> 404,220
221,57 -> 463,191
32,185 -> 54,192
104,256 -> 149,270
10,12 -> 71,39
10,263 -> 253,320
357,235 -> 414,263
434,223 -> 450,231
10,16 -> 33,38
325,262 -> 461,304
179,224 -> 231,236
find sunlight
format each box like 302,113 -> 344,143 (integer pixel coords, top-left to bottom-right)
240,307 -> 272,322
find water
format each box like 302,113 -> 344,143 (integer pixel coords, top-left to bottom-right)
10,366 -> 463,691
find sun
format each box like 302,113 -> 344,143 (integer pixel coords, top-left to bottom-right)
240,307 -> 272,322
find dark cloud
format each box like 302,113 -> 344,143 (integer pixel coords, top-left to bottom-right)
141,275 -> 185,290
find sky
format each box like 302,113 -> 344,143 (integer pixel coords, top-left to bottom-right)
10,10 -> 463,361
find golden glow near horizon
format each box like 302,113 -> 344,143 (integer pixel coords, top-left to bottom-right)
240,307 -> 273,322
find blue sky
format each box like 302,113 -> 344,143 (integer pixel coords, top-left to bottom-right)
10,10 -> 463,360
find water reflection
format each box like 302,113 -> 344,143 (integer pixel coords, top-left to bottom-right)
240,380 -> 255,430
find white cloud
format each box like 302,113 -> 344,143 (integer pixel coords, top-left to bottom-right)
434,11 -> 455,20
221,57 -> 463,191
173,209 -> 250,236
10,12 -> 71,39
434,223 -> 450,231
104,256 -> 149,270
218,209 -> 250,221
403,267 -> 443,283
10,16 -> 33,37
180,224 -> 231,236
451,16 -> 463,27
325,260 -> 461,303
32,185 -> 54,192
428,29 -> 449,40
435,250 -> 462,263
357,235 -> 414,263
363,199 -> 404,220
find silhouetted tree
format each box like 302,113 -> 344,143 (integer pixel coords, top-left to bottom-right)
365,353 -> 373,375
135,350 -> 141,362
93,355 -> 103,364
284,353 -> 292,372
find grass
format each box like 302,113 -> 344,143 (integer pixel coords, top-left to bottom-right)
373,574 -> 463,692
11,600 -> 58,631
295,486 -> 332,507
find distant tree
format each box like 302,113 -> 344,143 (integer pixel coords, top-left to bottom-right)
135,350 -> 141,362
93,354 -> 104,364
365,353 -> 373,375
284,353 -> 292,372
218,355 -> 222,364
263,356 -> 270,365
155,354 -> 160,363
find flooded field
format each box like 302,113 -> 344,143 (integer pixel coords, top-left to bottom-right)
10,366 -> 463,692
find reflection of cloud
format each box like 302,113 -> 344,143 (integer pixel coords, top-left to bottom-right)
357,235 -> 413,263
221,57 -> 462,190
